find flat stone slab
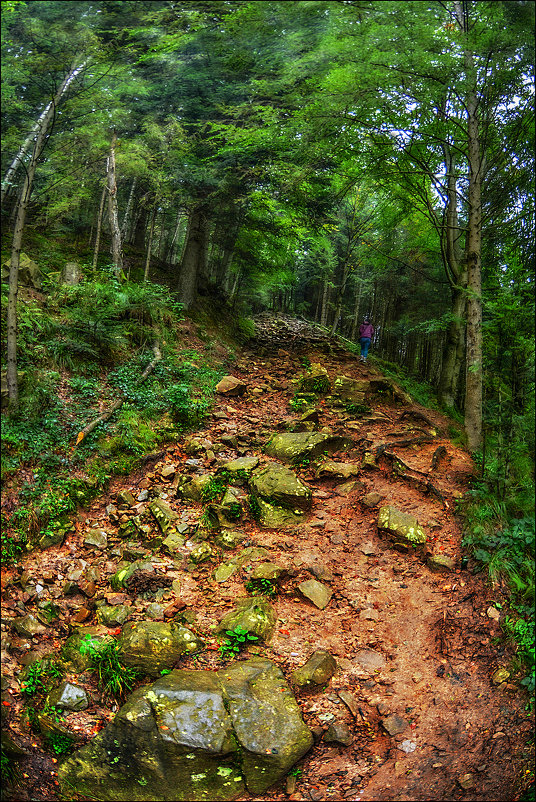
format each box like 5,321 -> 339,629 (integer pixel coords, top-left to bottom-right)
315,460 -> 360,480
264,432 -> 350,463
298,579 -> 332,610
354,649 -> 386,672
292,650 -> 337,688
382,713 -> 409,736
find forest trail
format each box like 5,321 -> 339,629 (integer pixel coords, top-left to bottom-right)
1,315 -> 532,802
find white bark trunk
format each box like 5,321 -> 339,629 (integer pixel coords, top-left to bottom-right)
1,60 -> 88,205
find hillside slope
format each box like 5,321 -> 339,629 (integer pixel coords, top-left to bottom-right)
1,316 -> 533,802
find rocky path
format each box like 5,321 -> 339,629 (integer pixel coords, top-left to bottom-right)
1,317 -> 533,802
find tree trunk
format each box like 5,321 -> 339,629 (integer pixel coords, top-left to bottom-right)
1,60 -> 88,205
164,209 -> 183,265
437,285 -> 466,408
454,0 -> 483,452
6,108 -> 54,407
350,279 -> 363,341
120,177 -> 137,242
144,203 -> 157,281
464,94 -> 483,452
320,277 -> 330,327
91,184 -> 107,271
330,261 -> 351,336
176,203 -> 209,310
106,131 -> 123,279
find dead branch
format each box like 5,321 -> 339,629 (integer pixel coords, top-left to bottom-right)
72,341 -> 162,450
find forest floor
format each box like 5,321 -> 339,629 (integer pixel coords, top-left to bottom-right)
1,315 -> 533,802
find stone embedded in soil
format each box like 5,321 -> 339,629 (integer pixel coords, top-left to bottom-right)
116,489 -> 136,507
216,375 -> 248,395
315,460 -> 360,480
381,714 -> 409,736
162,531 -> 186,554
250,463 -> 312,511
338,690 -> 360,718
361,492 -> 384,508
457,773 -> 476,790
250,562 -> 285,580
264,431 -> 349,464
189,542 -> 215,563
178,473 -> 212,502
427,553 -> 456,572
83,528 -> 108,549
218,456 -> 259,481
117,620 -> 205,677
47,681 -> 89,711
324,721 -> 353,746
491,667 -> 510,685
360,541 -> 377,555
333,375 -> 370,403
96,604 -> 131,627
149,498 -> 181,534
359,608 -> 379,621
216,596 -> 276,642
11,614 -> 46,637
213,528 -> 247,550
354,649 -> 386,672
298,579 -> 332,609
377,505 -> 427,548
291,650 -> 337,688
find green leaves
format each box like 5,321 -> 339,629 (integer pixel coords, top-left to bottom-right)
218,627 -> 259,659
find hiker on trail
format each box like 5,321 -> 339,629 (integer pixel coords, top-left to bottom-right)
358,317 -> 374,363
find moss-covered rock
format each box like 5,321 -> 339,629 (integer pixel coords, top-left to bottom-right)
216,597 -> 276,642
264,432 -> 332,463
60,627 -> 116,672
117,621 -> 204,678
291,650 -> 337,689
58,659 -> 312,801
377,506 -> 427,549
298,364 -> 331,394
47,682 -> 89,712
255,498 -> 305,529
250,464 -> 312,511
218,457 -> 259,483
149,499 -> 180,534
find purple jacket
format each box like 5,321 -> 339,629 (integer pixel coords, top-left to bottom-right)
359,322 -> 374,339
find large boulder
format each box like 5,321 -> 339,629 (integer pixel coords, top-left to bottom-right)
249,464 -> 312,511
117,621 -> 204,677
1,252 -> 42,289
58,659 -> 313,801
264,432 -> 351,464
377,506 -> 427,549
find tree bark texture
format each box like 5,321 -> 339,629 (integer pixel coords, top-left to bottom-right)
177,204 -> 209,310
106,131 -> 123,279
91,184 -> 107,271
144,203 -> 157,281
